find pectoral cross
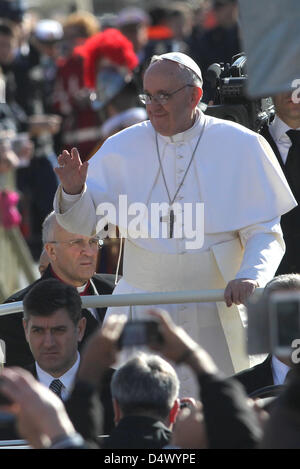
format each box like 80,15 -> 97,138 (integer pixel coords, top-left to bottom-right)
160,208 -> 176,238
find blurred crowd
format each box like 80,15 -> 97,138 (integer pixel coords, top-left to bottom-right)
0,0 -> 240,264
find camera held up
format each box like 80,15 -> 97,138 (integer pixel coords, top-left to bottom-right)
204,53 -> 275,132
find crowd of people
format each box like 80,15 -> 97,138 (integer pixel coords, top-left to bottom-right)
0,0 -> 300,451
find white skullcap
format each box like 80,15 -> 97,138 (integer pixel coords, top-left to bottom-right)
158,52 -> 203,85
34,19 -> 63,43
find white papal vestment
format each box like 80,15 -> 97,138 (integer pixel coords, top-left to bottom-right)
54,111 -> 297,397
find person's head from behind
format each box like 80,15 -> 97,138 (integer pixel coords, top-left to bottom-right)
264,274 -> 300,297
23,279 -> 86,377
263,273 -> 300,366
42,211 -> 101,287
142,53 -> 202,137
111,352 -> 180,427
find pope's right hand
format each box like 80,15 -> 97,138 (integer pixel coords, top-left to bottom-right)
54,147 -> 89,195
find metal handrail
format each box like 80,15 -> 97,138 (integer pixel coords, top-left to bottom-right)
0,288 -> 264,316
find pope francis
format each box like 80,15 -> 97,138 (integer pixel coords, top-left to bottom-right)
53,52 -> 297,396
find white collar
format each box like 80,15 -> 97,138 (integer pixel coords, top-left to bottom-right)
269,114 -> 300,143
36,351 -> 80,394
158,109 -> 206,144
77,282 -> 88,294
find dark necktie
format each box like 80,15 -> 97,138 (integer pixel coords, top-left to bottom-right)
285,129 -> 300,198
49,379 -> 63,398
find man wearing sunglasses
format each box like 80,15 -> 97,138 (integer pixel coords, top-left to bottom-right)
53,52 -> 296,397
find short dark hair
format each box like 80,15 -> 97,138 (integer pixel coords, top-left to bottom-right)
23,278 -> 82,324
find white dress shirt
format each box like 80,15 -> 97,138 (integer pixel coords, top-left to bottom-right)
36,352 -> 80,400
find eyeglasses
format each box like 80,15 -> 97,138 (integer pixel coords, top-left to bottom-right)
47,237 -> 103,250
139,84 -> 194,106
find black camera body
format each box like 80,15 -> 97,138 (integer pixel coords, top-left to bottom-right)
204,54 -> 275,132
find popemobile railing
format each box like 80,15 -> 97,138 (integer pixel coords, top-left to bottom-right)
0,288 -> 264,316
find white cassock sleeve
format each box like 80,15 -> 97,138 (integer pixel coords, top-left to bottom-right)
235,216 -> 285,286
59,189 -> 82,212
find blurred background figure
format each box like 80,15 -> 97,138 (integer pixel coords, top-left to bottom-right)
29,18 -> 63,115
52,11 -> 100,159
115,6 -> 150,69
0,1 -> 64,259
166,2 -> 194,54
142,6 -> 182,67
60,10 -> 99,59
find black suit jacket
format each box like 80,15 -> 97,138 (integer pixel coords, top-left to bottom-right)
260,125 -> 300,274
233,355 -> 274,396
26,363 -> 115,438
0,364 -> 115,442
0,265 -> 115,367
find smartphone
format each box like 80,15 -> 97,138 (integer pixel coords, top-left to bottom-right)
269,291 -> 300,356
118,320 -> 164,348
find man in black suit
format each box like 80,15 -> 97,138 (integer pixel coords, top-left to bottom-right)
233,355 -> 274,397
0,210 -> 115,368
260,90 -> 300,274
0,278 -> 113,441
22,279 -> 87,399
234,274 -> 300,396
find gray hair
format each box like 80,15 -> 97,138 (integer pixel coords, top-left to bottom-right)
111,353 -> 179,419
42,211 -> 57,245
149,55 -> 202,87
263,274 -> 300,298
